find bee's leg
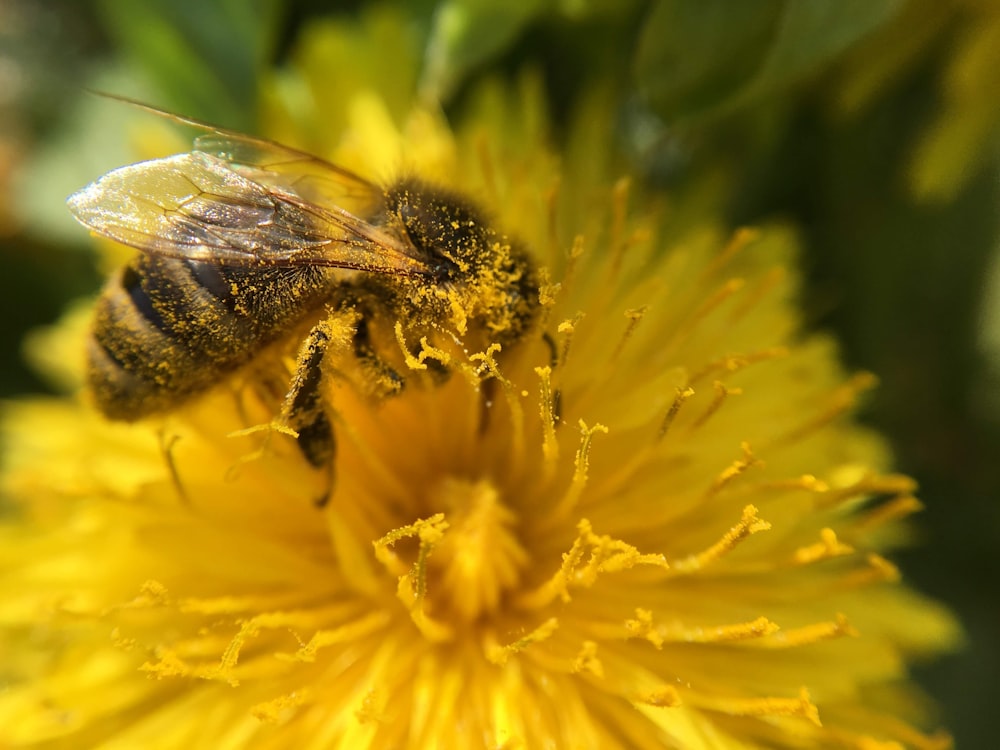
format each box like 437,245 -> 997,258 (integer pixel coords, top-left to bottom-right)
351,315 -> 406,398
282,320 -> 337,505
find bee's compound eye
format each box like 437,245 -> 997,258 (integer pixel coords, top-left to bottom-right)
396,201 -> 426,249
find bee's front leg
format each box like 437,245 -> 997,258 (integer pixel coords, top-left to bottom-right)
281,320 -> 337,505
281,306 -> 408,506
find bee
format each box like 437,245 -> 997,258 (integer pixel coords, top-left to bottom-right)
67,99 -> 539,499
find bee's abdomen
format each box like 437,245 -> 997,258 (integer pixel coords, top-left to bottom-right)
88,254 -> 329,420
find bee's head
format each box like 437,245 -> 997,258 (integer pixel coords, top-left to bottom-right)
385,178 -> 537,339
385,179 -> 492,280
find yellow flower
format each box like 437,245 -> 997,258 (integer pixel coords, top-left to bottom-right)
1,14 -> 959,750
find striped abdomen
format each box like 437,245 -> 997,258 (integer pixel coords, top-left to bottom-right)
88,254 -> 333,420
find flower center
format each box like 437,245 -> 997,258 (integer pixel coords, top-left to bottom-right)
427,476 -> 528,622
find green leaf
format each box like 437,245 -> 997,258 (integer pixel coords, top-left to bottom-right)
422,0 -> 551,100
636,0 -> 903,124
97,0 -> 284,128
15,67 -> 163,247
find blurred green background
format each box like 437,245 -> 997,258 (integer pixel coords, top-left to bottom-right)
2,1 -> 997,745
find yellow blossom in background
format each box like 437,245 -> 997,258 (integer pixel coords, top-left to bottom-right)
0,13 -> 960,750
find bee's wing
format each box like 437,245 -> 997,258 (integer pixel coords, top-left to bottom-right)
192,132 -> 381,216
67,151 -> 429,276
88,94 -> 381,216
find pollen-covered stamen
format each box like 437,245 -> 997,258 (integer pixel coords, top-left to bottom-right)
428,477 -> 528,622
535,366 -> 559,470
470,344 -> 527,464
695,687 -> 822,727
555,312 -> 584,367
670,504 -> 771,574
545,420 -> 608,522
658,386 -> 695,442
748,613 -> 859,649
625,608 -> 780,648
373,514 -> 454,641
516,519 -> 668,609
792,528 -> 855,565
485,617 -> 559,665
705,442 -> 762,497
689,380 -> 743,430
611,306 -> 648,361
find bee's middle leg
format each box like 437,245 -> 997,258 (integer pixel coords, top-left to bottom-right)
351,314 -> 405,398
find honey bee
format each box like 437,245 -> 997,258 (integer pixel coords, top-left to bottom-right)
68,99 -> 539,497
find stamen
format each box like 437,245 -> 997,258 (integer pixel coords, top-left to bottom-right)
535,366 -> 559,470
548,420 -> 608,520
517,519 -> 668,608
395,326 -> 480,387
572,641 -> 605,678
612,306 -> 648,360
657,386 -> 695,441
625,609 -> 779,647
705,443 -> 761,497
286,612 -> 391,662
471,344 -> 525,465
690,381 -> 743,430
633,686 -> 682,707
226,420 -> 299,440
373,514 -> 454,642
671,505 -> 771,573
792,528 -> 855,564
698,687 -> 821,726
109,579 -> 171,613
252,690 -> 311,723
750,613 -> 858,649
536,267 -> 561,325
556,312 -> 585,367
485,617 -> 559,665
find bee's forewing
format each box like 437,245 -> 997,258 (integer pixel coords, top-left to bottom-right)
67,152 -> 430,276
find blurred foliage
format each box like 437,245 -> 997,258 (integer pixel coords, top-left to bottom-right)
2,0 -> 998,746
95,0 -> 285,129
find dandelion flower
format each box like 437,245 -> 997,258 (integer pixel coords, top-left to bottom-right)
0,20 -> 959,750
